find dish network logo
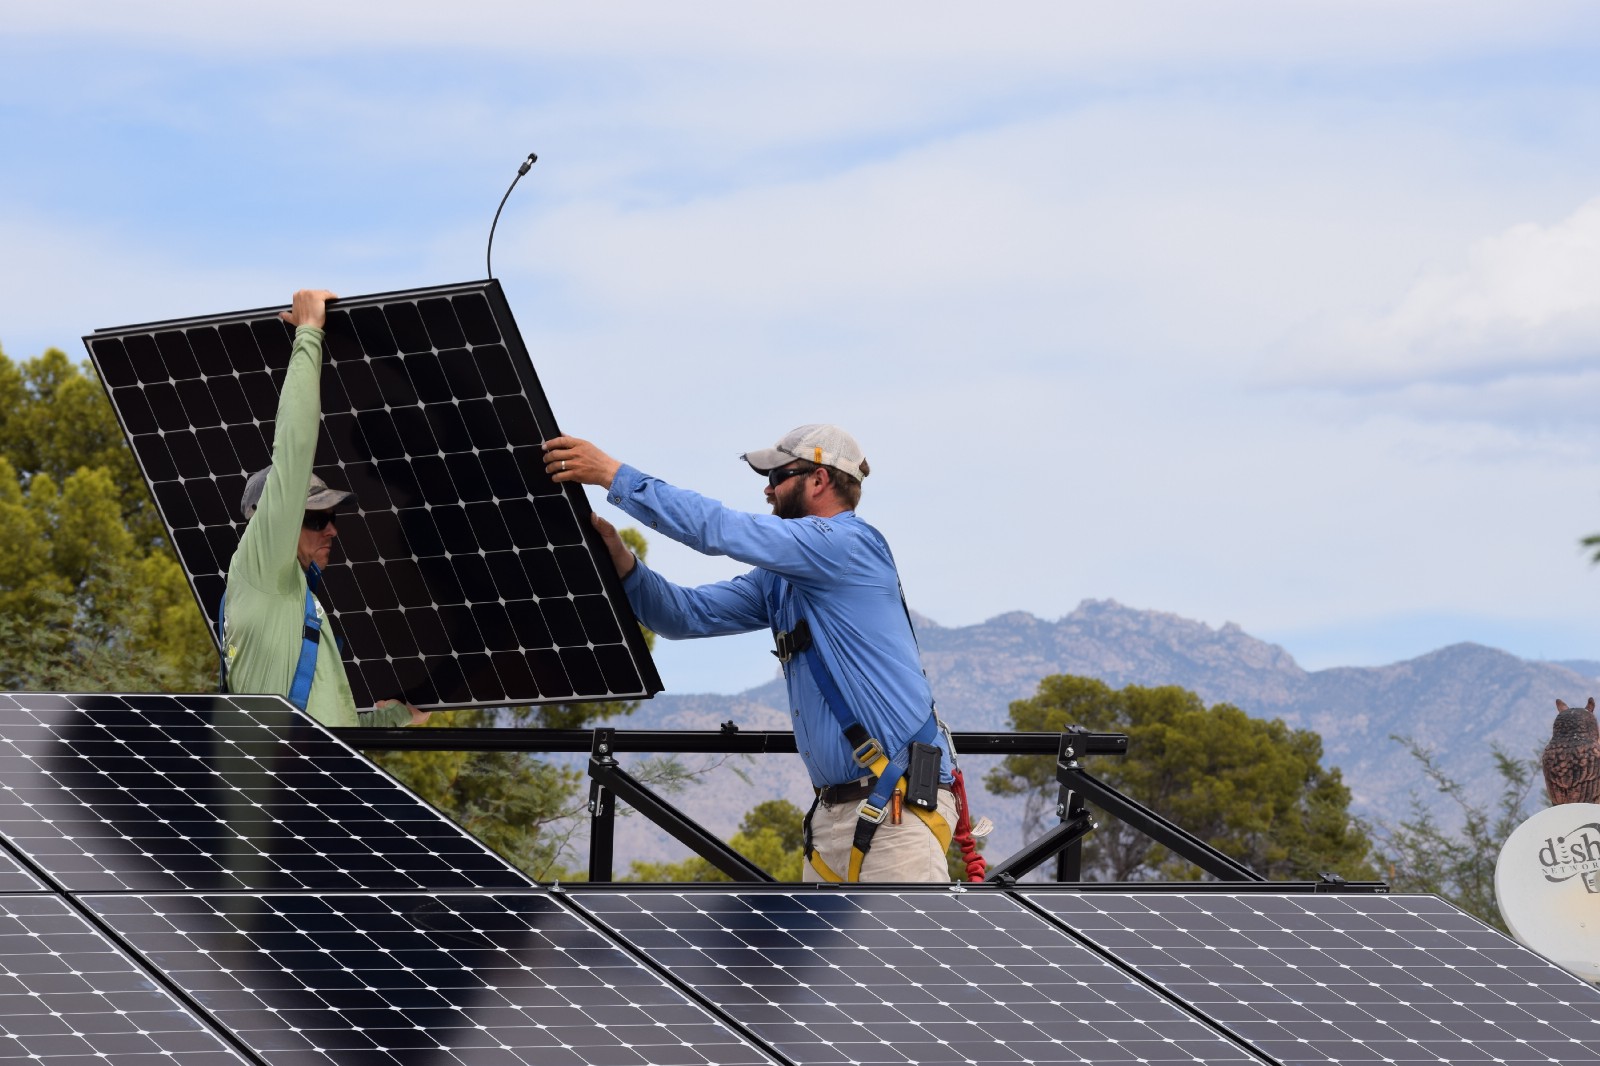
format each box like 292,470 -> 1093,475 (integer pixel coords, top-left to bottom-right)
1537,820 -> 1600,886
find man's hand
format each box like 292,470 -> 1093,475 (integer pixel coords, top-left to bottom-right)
591,513 -> 636,578
279,289 -> 338,330
543,435 -> 622,489
376,698 -> 432,726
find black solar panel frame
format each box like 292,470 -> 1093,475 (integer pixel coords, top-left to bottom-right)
0,837 -> 47,893
84,280 -> 663,712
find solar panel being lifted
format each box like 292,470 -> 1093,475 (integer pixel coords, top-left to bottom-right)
85,281 -> 662,711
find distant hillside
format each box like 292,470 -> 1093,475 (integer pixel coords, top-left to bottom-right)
590,599 -> 1586,875
1550,659 -> 1600,682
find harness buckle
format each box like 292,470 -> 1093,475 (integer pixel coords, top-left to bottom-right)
772,618 -> 813,663
852,737 -> 884,768
856,798 -> 889,825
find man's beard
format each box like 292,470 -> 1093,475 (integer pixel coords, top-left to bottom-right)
772,488 -> 807,520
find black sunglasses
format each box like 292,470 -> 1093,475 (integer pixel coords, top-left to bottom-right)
764,460 -> 819,486
767,465 -> 816,487
302,511 -> 338,532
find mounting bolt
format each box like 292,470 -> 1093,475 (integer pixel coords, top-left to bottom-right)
1063,745 -> 1076,759
1055,803 -> 1067,817
598,743 -> 610,754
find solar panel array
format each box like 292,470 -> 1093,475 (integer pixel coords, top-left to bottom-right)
84,281 -> 661,711
2,692 -> 1599,1065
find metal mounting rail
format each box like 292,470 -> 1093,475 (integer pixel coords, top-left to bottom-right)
337,726 -> 1130,756
341,724 -> 1371,889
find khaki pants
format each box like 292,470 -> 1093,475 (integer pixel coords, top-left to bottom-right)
803,788 -> 957,882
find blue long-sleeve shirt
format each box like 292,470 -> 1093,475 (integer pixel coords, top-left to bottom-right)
606,464 -> 949,789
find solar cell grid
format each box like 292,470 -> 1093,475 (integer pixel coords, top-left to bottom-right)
86,281 -> 662,711
85,892 -> 779,1066
1026,890 -> 1600,1066
0,842 -> 45,893
0,894 -> 247,1065
0,692 -> 532,893
575,888 -> 1269,1066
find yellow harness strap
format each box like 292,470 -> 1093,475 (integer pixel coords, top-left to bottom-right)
808,752 -> 954,882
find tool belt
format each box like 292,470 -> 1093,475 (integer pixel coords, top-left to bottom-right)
815,777 -> 878,804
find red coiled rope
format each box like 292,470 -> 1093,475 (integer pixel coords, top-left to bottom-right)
950,768 -> 987,882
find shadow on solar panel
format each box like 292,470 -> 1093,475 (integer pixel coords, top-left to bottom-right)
84,281 -> 662,713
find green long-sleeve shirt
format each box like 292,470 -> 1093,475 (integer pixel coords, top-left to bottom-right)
222,324 -> 410,728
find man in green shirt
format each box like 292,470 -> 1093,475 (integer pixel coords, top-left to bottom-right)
221,288 -> 425,729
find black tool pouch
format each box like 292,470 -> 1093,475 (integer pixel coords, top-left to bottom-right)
905,741 -> 941,811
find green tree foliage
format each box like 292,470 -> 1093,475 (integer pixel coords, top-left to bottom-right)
1374,738 -> 1539,931
627,799 -> 807,882
986,674 -> 1376,881
371,527 -> 661,880
0,346 -> 213,689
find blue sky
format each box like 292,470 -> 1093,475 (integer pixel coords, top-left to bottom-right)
7,3 -> 1600,694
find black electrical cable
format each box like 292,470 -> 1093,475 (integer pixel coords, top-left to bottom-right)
486,151 -> 537,280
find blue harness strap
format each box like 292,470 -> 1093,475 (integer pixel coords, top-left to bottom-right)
784,581 -> 942,877
217,563 -> 323,712
798,645 -> 939,803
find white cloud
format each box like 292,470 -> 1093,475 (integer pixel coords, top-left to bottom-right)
1287,198 -> 1600,386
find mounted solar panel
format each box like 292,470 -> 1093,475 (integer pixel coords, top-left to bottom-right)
573,888 -> 1272,1065
85,281 -> 662,711
85,892 -> 780,1066
1025,890 -> 1600,1066
0,894 -> 250,1064
0,692 -> 533,893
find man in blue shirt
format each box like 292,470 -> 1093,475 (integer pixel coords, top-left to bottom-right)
543,424 -> 956,881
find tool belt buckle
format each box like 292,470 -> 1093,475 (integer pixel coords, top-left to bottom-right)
852,738 -> 884,768
856,798 -> 889,825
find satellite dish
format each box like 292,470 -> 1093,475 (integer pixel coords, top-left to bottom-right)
1495,802 -> 1600,981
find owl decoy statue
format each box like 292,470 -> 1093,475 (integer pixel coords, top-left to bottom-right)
1542,697 -> 1600,805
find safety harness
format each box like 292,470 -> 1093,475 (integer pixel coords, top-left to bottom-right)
779,523 -> 987,883
779,616 -> 953,882
217,562 -> 324,712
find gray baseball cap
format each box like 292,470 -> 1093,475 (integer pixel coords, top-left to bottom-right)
240,467 -> 357,520
742,424 -> 871,480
